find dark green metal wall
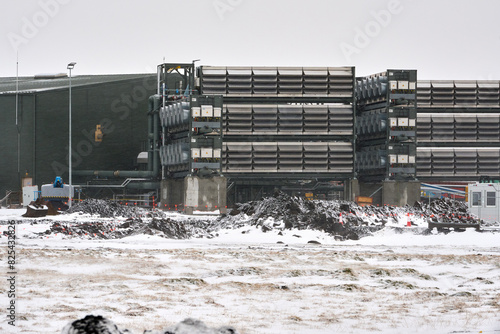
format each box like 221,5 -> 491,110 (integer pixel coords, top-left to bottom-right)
0,94 -> 35,196
0,75 -> 156,197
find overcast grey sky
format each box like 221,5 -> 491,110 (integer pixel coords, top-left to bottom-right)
1,0 -> 500,80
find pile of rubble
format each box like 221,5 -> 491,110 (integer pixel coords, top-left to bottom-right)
221,191 -> 394,240
65,199 -> 146,218
61,315 -> 238,334
414,197 -> 470,215
221,191 -> 485,239
221,190 -> 384,240
29,192 -> 486,241
38,216 -> 214,240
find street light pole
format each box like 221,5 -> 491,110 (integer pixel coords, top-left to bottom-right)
67,62 -> 76,208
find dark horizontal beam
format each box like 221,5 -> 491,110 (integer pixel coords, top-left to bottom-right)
417,142 -> 500,148
224,172 -> 354,180
417,176 -> 484,182
223,135 -> 355,142
222,96 -> 353,104
417,107 -> 500,113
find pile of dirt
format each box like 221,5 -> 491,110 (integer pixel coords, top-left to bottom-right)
38,216 -> 214,240
222,190 -> 385,240
34,199 -> 223,240
415,197 -> 469,215
65,199 -> 146,218
412,198 -> 479,225
61,315 -> 239,334
221,191 -> 483,240
33,192 -> 485,241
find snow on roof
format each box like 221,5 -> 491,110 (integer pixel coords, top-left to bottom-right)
0,73 -> 155,95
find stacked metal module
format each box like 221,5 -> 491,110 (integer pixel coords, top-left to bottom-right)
159,97 -> 223,178
199,66 -> 355,179
416,81 -> 500,180
157,63 -> 226,213
200,66 -> 354,97
356,70 -> 418,181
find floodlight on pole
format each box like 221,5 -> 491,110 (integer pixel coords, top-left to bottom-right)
67,62 -> 76,208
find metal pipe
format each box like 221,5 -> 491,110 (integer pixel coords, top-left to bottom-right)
162,83 -> 166,180
80,178 -> 147,188
147,110 -> 153,172
369,186 -> 383,198
73,170 -> 156,178
153,106 -> 159,177
148,94 -> 158,174
15,52 -> 18,127
33,94 -> 36,185
157,64 -> 161,95
67,63 -> 74,207
16,53 -> 19,184
17,108 -> 20,184
79,182 -> 159,189
147,94 -> 162,177
126,182 -> 160,190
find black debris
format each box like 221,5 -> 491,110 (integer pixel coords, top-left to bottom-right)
31,192 -> 486,241
65,199 -> 147,218
61,315 -> 124,334
61,315 -> 239,334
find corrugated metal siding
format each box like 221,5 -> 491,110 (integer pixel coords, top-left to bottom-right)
0,75 -> 156,196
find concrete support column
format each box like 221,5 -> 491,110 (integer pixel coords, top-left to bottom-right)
344,178 -> 359,202
160,179 -> 184,210
161,176 -> 227,214
184,176 -> 227,214
381,180 -> 421,207
357,180 -> 421,206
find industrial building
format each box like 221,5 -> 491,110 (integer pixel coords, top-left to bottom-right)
1,63 -> 499,210
0,73 -> 157,202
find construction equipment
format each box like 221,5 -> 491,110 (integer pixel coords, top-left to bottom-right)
23,176 -> 74,217
22,197 -> 59,217
40,176 -> 74,211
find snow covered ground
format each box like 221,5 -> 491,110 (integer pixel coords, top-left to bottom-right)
0,207 -> 499,333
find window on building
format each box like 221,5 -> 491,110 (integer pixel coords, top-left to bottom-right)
486,192 -> 496,206
472,192 -> 481,206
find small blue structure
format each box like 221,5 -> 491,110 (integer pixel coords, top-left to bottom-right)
53,176 -> 64,188
41,177 -> 74,201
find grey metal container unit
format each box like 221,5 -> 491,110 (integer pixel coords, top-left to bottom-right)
416,80 -> 500,181
159,95 -> 223,179
199,66 -> 356,202
356,70 -> 418,182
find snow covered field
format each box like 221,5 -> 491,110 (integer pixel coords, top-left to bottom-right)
0,208 -> 499,333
